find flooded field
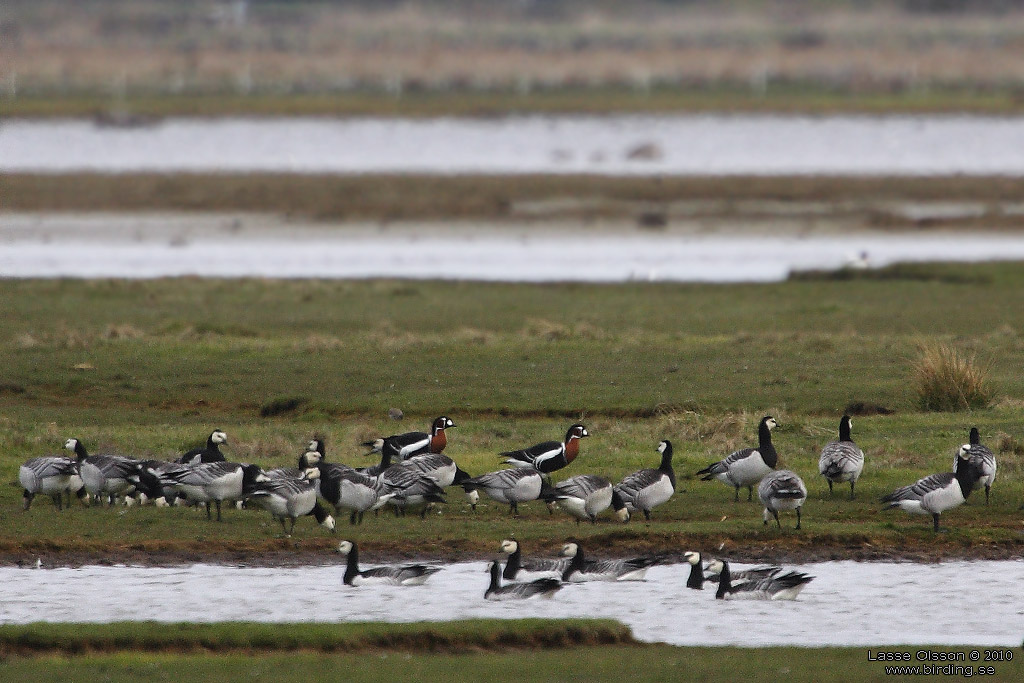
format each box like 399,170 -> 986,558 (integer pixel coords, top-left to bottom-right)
5,115 -> 1024,176
1,560 -> 1021,647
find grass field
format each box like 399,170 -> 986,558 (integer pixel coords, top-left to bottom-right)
1,622 -> 1019,682
1,267 -> 1023,563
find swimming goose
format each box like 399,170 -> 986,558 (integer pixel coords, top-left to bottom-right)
363,416 -> 455,461
461,468 -> 546,516
499,539 -> 570,581
64,438 -> 138,506
543,474 -> 627,524
697,416 -> 778,502
818,415 -> 865,499
160,461 -> 263,520
245,474 -> 336,535
485,561 -> 561,600
703,561 -> 784,587
707,559 -> 813,600
758,469 -> 808,529
337,540 -> 442,586
500,424 -> 589,475
19,455 -> 84,510
614,440 -> 676,521
881,445 -> 982,532
955,427 -> 996,505
177,430 -> 228,465
559,542 -> 662,582
684,551 -> 706,589
316,463 -> 396,525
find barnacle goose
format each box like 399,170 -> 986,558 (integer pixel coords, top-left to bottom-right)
461,468 -> 547,516
336,540 -> 442,586
613,440 -> 676,522
559,542 -> 662,582
485,561 -> 561,601
702,560 -> 784,587
176,430 -> 228,465
882,444 -> 982,532
758,469 -> 808,530
955,427 -> 997,505
500,424 -> 589,475
19,455 -> 85,510
400,452 -> 473,489
317,463 -> 396,525
245,473 -> 336,535
538,474 -> 625,525
684,551 -> 706,590
696,416 -> 778,502
818,415 -> 865,499
64,438 -> 138,506
499,539 -> 570,582
707,559 -> 813,600
362,416 -> 455,461
159,461 -> 263,520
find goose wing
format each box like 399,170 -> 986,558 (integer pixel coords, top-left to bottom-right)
491,577 -> 561,599
759,470 -> 807,500
22,456 -> 78,480
554,474 -> 609,500
882,472 -> 954,503
500,441 -> 563,467
385,431 -> 431,460
697,447 -> 756,478
819,441 -> 864,478
464,468 -> 536,490
166,461 -> 240,485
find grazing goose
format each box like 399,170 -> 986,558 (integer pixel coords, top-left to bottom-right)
499,539 -> 570,582
955,427 -> 997,505
461,468 -> 546,516
317,463 -> 395,525
400,452 -> 473,489
19,455 -> 85,510
363,416 -> 455,461
818,415 -> 865,499
614,440 -> 676,522
337,540 -> 442,586
160,461 -> 263,520
245,474 -> 336,535
177,430 -> 228,465
359,448 -> 448,516
697,416 -> 778,502
758,469 -> 808,530
707,559 -> 814,600
500,424 -> 589,475
485,561 -> 561,601
64,438 -> 138,506
559,542 -> 662,582
881,445 -> 982,532
543,474 -> 627,525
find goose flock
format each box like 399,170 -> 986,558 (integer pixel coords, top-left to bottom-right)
17,415 -> 999,538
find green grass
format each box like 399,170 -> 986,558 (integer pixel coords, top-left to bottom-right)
1,268 -> 1024,560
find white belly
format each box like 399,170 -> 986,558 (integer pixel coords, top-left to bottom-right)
726,455 -> 771,487
921,483 -> 966,515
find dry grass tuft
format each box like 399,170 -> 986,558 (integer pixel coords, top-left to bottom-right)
912,342 -> 994,412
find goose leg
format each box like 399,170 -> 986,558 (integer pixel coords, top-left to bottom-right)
849,480 -> 856,500
734,485 -> 740,502
215,500 -> 222,522
205,501 -> 212,520
643,509 -> 651,521
796,506 -> 802,530
747,486 -> 753,502
279,517 -> 288,536
349,511 -> 358,525
985,485 -> 991,505
510,502 -> 518,516
22,491 -> 33,511
932,512 -> 944,533
773,510 -> 781,529
827,480 -> 833,494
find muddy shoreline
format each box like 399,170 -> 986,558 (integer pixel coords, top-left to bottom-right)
5,535 -> 1021,569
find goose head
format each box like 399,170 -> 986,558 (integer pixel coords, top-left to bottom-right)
336,540 -> 354,556
559,542 -> 580,558
210,430 -> 228,445
499,539 -> 518,555
684,551 -> 702,566
433,416 -> 456,432
566,424 -> 589,441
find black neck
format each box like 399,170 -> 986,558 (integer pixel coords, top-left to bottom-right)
659,445 -> 676,489
72,441 -> 89,460
839,417 -> 852,442
715,562 -> 731,599
954,455 -> 982,498
687,560 -> 703,589
311,502 -> 330,525
562,547 -> 584,581
488,562 -> 501,593
343,545 -> 360,585
969,428 -> 980,446
758,422 -> 777,467
503,546 -> 521,580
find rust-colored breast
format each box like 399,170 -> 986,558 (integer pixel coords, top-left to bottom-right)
430,430 -> 448,453
564,437 -> 580,463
